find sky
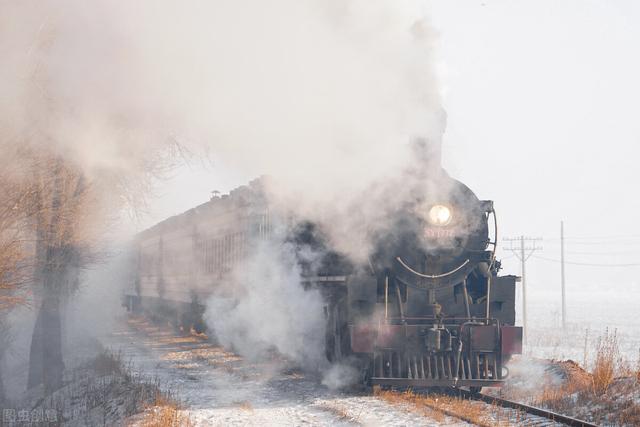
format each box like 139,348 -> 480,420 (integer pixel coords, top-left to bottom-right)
427,0 -> 640,294
143,0 -> 640,311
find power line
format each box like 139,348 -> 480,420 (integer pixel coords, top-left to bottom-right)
509,248 -> 640,256
565,250 -> 640,256
546,234 -> 640,241
543,240 -> 640,246
561,221 -> 566,330
503,236 -> 542,344
567,235 -> 640,240
532,255 -> 640,267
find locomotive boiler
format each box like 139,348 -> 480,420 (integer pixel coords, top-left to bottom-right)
124,145 -> 522,391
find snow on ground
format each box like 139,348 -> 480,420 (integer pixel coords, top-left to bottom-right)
517,289 -> 640,364
2,343 -> 165,427
102,317 -> 469,426
496,357 -> 640,426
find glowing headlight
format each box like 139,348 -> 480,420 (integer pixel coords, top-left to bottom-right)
428,204 -> 452,226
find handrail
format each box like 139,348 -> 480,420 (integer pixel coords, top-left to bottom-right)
396,257 -> 470,279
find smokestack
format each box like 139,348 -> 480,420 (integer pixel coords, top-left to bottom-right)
409,136 -> 444,182
411,107 -> 447,173
413,138 -> 442,169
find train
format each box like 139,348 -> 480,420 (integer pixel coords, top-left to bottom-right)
124,146 -> 522,391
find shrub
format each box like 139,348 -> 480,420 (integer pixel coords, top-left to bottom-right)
591,328 -> 619,396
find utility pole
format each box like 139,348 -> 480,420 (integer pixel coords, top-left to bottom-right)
560,221 -> 566,331
504,236 -> 543,344
520,237 -> 527,344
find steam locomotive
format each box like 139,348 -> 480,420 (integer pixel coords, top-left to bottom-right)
124,148 -> 522,391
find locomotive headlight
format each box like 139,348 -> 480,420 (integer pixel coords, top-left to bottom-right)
428,204 -> 452,226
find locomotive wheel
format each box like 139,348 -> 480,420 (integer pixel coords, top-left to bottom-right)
358,354 -> 374,389
170,314 -> 182,333
326,304 -> 341,362
179,313 -> 192,335
193,319 -> 206,334
326,298 -> 350,363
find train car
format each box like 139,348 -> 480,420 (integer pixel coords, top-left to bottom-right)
124,178 -> 271,332
124,149 -> 522,391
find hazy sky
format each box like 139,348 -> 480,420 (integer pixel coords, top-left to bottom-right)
429,0 -> 640,294
145,1 -> 640,298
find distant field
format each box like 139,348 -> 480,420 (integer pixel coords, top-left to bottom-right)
519,289 -> 640,364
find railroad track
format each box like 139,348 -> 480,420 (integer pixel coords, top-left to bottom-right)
459,390 -> 599,427
377,387 -> 599,426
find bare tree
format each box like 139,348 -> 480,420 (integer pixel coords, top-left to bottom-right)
0,144 -> 42,402
0,145 -> 97,393
1,15 -> 185,396
26,158 -> 90,392
23,148 -> 181,393
0,150 -> 38,310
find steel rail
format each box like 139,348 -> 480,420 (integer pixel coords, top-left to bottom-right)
464,391 -> 599,427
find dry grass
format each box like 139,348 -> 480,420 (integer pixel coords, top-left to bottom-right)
374,388 -> 516,427
315,403 -> 359,423
16,347 -> 179,426
93,349 -> 127,376
591,328 -> 620,395
619,403 -> 640,426
86,349 -> 190,426
532,360 -> 592,412
139,395 -> 194,427
534,329 -> 625,407
534,380 -> 586,416
374,389 -> 444,423
526,330 -> 640,426
234,400 -> 253,411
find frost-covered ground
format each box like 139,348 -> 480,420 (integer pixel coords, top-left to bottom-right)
103,317 -> 468,426
516,288 -> 640,364
496,357 -> 640,426
1,343 -> 166,427
499,288 -> 640,425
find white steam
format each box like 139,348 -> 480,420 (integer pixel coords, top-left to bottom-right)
2,0 -> 446,387
204,237 -> 326,367
321,363 -> 361,390
204,233 -> 366,389
1,0 -> 443,195
2,0 -> 445,258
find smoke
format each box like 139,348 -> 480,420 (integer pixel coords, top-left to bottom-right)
1,0 -> 447,262
2,0 -> 446,390
321,363 -> 361,390
204,235 -> 326,368
1,0 -> 443,195
502,356 -> 564,401
203,226 -> 366,390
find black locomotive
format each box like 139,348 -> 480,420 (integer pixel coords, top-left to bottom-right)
125,142 -> 521,391
306,169 -> 522,390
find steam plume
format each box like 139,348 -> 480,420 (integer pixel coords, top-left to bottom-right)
1,0 -> 443,203
1,0 -> 446,389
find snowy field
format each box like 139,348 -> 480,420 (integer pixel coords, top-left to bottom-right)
517,287 -> 640,365
103,318 -> 469,427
